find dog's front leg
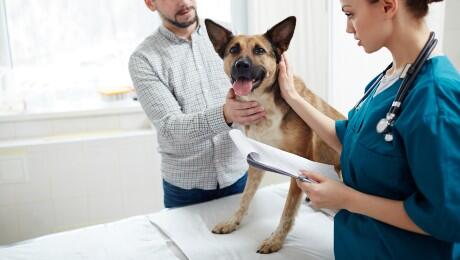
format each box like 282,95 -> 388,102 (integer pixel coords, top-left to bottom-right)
257,178 -> 303,254
212,167 -> 264,234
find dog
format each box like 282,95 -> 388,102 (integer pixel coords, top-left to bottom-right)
205,16 -> 345,254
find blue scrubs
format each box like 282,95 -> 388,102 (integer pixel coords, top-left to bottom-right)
334,56 -> 460,259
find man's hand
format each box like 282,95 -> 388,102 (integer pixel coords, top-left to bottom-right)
223,88 -> 266,125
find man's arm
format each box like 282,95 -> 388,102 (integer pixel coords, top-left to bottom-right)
129,54 -> 265,144
129,53 -> 231,145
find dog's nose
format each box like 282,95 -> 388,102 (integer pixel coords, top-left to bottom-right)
235,60 -> 250,70
235,60 -> 250,71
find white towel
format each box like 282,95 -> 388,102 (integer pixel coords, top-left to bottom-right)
149,183 -> 334,260
0,216 -> 180,260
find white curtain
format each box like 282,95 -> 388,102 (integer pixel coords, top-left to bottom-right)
245,0 -> 331,100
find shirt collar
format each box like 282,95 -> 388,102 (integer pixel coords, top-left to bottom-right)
158,20 -> 203,43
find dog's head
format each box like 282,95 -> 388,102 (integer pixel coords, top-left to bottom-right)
205,17 -> 296,97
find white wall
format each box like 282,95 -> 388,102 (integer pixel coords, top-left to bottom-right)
443,0 -> 460,70
0,111 -> 163,245
197,0 -> 231,23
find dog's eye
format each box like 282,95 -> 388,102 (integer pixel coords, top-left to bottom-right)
229,45 -> 240,54
254,47 -> 266,55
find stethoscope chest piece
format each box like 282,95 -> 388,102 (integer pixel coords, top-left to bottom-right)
376,117 -> 389,134
376,116 -> 394,142
384,133 -> 394,142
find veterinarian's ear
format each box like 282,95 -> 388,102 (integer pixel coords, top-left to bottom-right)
381,0 -> 398,19
264,16 -> 296,58
205,19 -> 234,58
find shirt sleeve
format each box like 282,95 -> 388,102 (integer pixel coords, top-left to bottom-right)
403,114 -> 460,242
335,120 -> 349,144
129,53 -> 231,145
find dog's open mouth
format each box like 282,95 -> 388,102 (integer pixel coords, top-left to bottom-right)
231,72 -> 265,97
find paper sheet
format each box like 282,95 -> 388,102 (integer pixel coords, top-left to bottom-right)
229,129 -> 339,181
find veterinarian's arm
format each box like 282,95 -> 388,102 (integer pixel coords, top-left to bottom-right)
130,54 -> 233,144
345,188 -> 429,235
278,55 -> 342,153
298,171 -> 429,236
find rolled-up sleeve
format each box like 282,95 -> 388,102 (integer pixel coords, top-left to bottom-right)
335,120 -> 349,144
403,114 -> 460,242
129,53 -> 230,145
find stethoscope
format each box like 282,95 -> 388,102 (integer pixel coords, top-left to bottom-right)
354,32 -> 438,143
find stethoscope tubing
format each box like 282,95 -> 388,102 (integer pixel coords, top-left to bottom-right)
389,32 -> 438,118
353,32 -> 438,142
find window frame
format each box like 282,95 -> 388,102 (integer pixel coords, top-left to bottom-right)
0,0 -> 243,118
0,0 -> 12,68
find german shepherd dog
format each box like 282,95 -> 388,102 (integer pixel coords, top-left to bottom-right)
205,16 -> 344,254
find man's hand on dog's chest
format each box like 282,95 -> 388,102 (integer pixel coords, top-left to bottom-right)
223,88 -> 266,125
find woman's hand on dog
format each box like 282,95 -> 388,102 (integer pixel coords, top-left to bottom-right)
296,170 -> 356,211
223,88 -> 266,125
278,54 -> 301,102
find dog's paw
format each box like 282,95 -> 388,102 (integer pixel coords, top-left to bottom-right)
257,237 -> 283,254
211,220 -> 240,234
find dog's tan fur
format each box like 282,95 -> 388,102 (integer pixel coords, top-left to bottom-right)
205,17 -> 345,254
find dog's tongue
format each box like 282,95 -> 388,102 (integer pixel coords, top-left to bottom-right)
232,79 -> 252,96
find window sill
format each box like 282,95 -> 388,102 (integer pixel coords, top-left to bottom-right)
0,99 -> 143,123
0,129 -> 154,149
0,99 -> 152,142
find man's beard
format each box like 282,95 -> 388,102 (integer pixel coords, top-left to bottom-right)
159,7 -> 198,29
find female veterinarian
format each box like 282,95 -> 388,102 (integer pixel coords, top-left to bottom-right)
278,0 -> 460,259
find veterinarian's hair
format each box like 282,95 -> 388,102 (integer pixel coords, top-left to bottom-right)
368,0 -> 443,18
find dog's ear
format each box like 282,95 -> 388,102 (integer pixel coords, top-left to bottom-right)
264,16 -> 296,59
205,19 -> 234,59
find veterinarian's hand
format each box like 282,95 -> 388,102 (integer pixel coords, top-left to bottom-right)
278,54 -> 300,102
296,170 -> 356,210
223,88 -> 266,125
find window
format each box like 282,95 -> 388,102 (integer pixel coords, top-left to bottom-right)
0,0 -> 232,114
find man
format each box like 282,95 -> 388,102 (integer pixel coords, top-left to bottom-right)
129,0 -> 265,208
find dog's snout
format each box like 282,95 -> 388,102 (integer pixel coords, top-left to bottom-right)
233,58 -> 252,79
235,60 -> 250,71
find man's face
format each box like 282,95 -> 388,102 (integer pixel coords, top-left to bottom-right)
151,0 -> 198,29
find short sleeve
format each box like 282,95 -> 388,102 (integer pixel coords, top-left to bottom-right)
403,115 -> 460,242
335,120 -> 349,144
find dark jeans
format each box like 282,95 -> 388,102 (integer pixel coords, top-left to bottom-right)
162,173 -> 248,208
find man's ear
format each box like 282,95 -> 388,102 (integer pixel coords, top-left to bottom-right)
144,0 -> 157,12
204,19 -> 234,59
264,16 -> 296,58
